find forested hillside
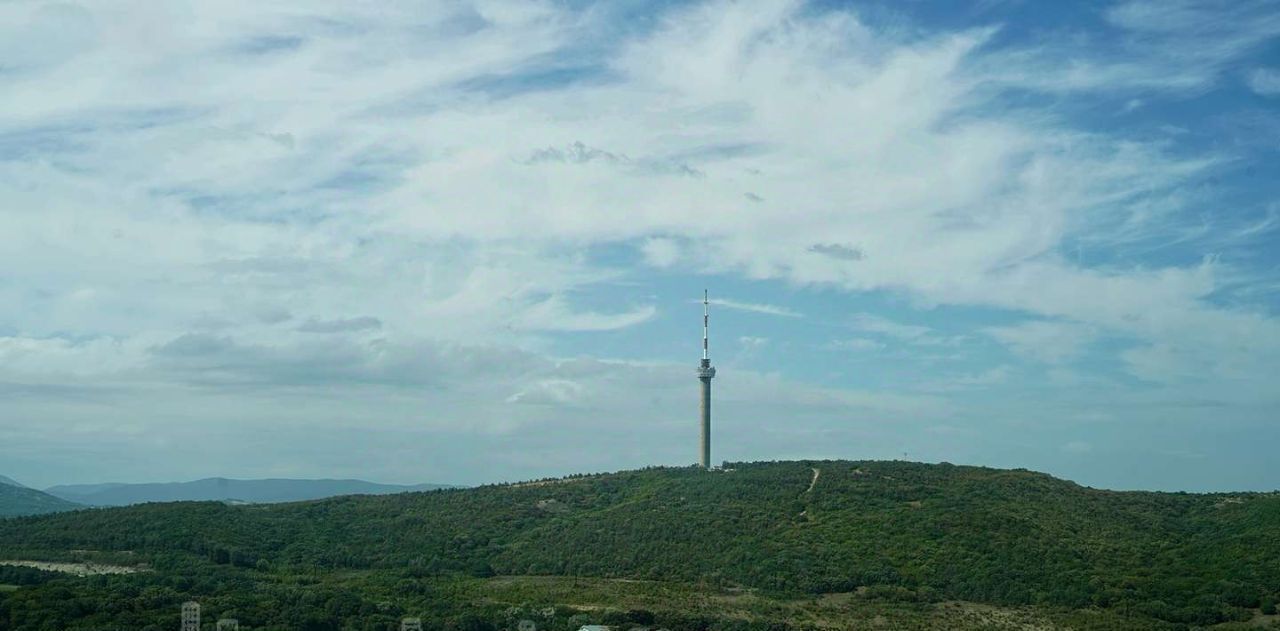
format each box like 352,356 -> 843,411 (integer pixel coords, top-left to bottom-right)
0,484 -> 83,518
2,461 -> 1278,630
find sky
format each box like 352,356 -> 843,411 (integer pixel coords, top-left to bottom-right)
1,0 -> 1278,492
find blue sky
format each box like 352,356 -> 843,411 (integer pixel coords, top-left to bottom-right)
1,0 -> 1277,491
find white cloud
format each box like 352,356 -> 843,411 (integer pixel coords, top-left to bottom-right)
640,237 -> 681,268
297,316 -> 382,334
3,0 -> 1267,376
828,338 -> 884,352
1247,68 -> 1280,96
984,320 -> 1096,364
849,314 -> 967,349
0,335 -> 141,378
1062,440 -> 1093,454
506,379 -> 586,406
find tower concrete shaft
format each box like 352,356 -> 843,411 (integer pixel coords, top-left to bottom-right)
697,290 -> 716,469
699,369 -> 712,468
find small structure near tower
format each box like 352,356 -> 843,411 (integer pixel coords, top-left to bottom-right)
181,602 -> 200,631
217,619 -> 240,631
402,618 -> 424,631
698,290 -> 717,469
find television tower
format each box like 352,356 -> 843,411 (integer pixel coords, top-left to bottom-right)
698,289 -> 716,469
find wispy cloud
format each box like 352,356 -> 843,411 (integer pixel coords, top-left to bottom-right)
516,297 -> 658,332
918,366 -> 1012,393
708,298 -> 802,318
850,314 -> 932,341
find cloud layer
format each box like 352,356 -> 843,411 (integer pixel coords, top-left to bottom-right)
1,0 -> 1277,491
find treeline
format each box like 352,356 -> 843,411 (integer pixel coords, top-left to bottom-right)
0,563 -> 809,631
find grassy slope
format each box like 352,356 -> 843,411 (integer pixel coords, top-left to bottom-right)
1,460 -> 1278,628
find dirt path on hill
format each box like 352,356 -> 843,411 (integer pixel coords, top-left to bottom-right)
799,467 -> 820,519
805,467 -> 820,494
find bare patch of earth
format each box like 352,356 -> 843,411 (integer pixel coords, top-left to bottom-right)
0,560 -> 149,576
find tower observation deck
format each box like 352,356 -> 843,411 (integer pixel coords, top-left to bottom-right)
698,290 -> 716,469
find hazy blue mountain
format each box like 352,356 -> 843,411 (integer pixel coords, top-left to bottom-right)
0,474 -> 28,488
0,483 -> 83,517
43,477 -> 456,506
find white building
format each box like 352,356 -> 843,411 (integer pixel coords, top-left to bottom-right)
181,602 -> 200,631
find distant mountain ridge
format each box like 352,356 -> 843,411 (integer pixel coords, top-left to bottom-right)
0,482 -> 83,518
44,477 -> 456,506
0,474 -> 29,488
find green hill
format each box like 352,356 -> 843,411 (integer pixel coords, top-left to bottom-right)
0,482 -> 83,518
1,461 -> 1278,630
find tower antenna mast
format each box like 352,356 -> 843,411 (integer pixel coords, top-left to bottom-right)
703,289 -> 710,361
